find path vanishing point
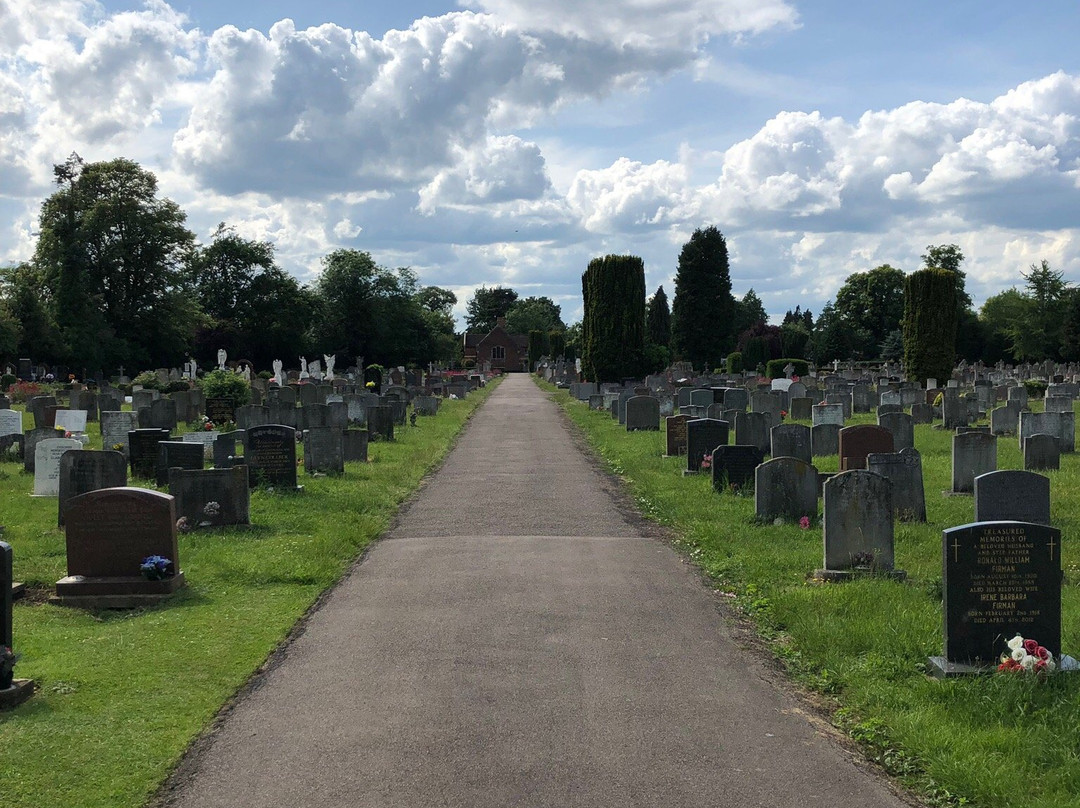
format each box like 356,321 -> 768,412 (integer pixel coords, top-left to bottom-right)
158,375 -> 914,808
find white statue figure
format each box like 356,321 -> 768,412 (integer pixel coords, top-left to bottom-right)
299,356 -> 309,379
324,354 -> 335,381
272,359 -> 284,386
241,364 -> 251,382
217,348 -> 227,370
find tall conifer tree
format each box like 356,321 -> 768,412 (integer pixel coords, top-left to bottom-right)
671,226 -> 734,368
581,255 -> 646,382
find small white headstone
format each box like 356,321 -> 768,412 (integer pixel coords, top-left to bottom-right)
771,379 -> 793,392
183,430 -> 219,460
0,409 -> 21,437
54,409 -> 88,434
33,438 -> 82,496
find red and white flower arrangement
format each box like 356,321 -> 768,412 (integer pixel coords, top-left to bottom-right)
998,634 -> 1056,675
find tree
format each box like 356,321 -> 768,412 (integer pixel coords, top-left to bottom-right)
903,269 -> 958,383
506,296 -> 564,334
809,301 -> 853,366
1008,260 -> 1069,361
414,286 -> 459,364
1061,289 -> 1080,361
670,226 -> 735,368
415,286 -> 457,316
581,255 -> 645,382
189,224 -> 276,323
922,243 -> 971,309
979,287 -> 1030,364
646,285 -> 671,349
465,286 -> 518,333
34,155 -> 198,368
0,297 -> 18,358
833,264 -> 906,359
732,288 -> 767,337
527,330 -> 549,368
0,263 -> 64,360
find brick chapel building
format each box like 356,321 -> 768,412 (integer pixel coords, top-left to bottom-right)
462,317 -> 529,372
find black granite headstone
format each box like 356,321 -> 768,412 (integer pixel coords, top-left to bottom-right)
128,428 -> 171,479
155,441 -> 205,486
244,424 -> 299,489
685,418 -> 728,473
942,520 -> 1061,665
711,445 -> 765,491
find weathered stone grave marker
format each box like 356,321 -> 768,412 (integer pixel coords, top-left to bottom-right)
754,457 -> 818,522
58,450 -> 127,527
815,471 -> 902,580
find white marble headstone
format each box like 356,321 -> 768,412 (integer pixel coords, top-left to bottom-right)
54,409 -> 88,434
0,408 -> 21,437
33,438 -> 82,496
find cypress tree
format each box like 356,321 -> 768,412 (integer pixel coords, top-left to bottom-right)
548,330 -> 565,359
527,329 -> 549,368
581,255 -> 646,382
903,268 -> 958,383
671,226 -> 735,368
646,285 -> 671,348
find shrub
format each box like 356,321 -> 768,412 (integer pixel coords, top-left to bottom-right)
132,370 -> 162,390
1023,379 -> 1048,399
163,381 -> 191,394
765,358 -> 809,379
726,352 -> 743,374
197,369 -> 251,407
1,373 -> 15,389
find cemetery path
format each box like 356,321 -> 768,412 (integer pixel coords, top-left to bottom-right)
158,375 -> 915,808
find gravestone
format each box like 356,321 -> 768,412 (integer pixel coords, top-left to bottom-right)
0,394 -> 8,409
23,427 -> 60,473
1024,433 -> 1060,471
770,423 -> 811,464
205,397 -> 236,426
734,411 -> 771,455
54,409 -> 88,434
326,401 -> 349,429
182,430 -> 219,460
931,521 -> 1061,674
55,488 -> 185,606
750,391 -> 783,424
811,423 -> 840,456
303,427 -> 345,475
155,441 -> 205,486
270,386 -> 297,406
723,388 -> 749,412
1019,411 -> 1075,453
942,390 -> 967,429
685,419 -> 729,474
818,471 -> 898,578
148,398 -> 178,431
877,411 -> 914,452
788,382 -> 807,400
413,396 -> 439,417
170,390 -> 194,423
33,438 -> 82,496
589,394 -> 605,411
974,471 -> 1050,525
299,385 -> 318,406
876,404 -> 903,417
388,399 -> 408,426
343,429 -> 369,462
838,425 -> 894,471
910,402 -> 932,425
1045,396 -> 1073,413
58,450 -> 127,527
711,445 -> 765,492
689,389 -> 714,409
1007,386 -> 1029,408
951,432 -> 997,494
665,415 -> 690,457
244,424 -> 300,489
344,394 -> 368,424
128,428 -> 171,479
990,404 -> 1019,436
812,403 -> 844,427
169,466 -> 250,528
267,401 -> 298,428
235,404 -> 270,430
851,384 -> 873,413
754,457 -> 818,522
28,395 -> 58,429
788,397 -> 813,421
825,392 -> 852,419
98,393 -> 123,413
367,405 -> 394,441
625,396 -> 660,431
867,448 -> 926,522
0,409 -> 21,438
213,430 -> 245,469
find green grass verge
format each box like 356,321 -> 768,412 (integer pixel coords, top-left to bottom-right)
0,379 -> 498,808
545,379 -> 1080,808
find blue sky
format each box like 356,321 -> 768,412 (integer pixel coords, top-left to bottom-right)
3,0 -> 1080,330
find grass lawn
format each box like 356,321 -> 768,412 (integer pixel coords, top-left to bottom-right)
547,379 -> 1080,808
0,379 -> 497,808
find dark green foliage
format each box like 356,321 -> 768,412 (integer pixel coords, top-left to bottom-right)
1061,289 -> 1080,361
646,285 -> 671,348
903,269 -> 958,384
765,358 -> 809,379
833,265 -> 906,360
726,352 -> 743,374
643,342 -> 670,373
738,322 -> 782,369
1023,379 -> 1048,398
879,329 -> 904,361
779,322 -> 810,358
506,296 -> 564,334
581,255 -> 646,382
527,330 -> 549,367
548,330 -> 565,359
732,288 -> 767,337
671,226 -> 735,367
466,286 -> 518,333
197,369 -> 252,408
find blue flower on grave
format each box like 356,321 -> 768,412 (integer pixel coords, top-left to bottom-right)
140,555 -> 174,581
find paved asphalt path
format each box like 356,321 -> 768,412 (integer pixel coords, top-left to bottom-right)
159,375 -> 914,808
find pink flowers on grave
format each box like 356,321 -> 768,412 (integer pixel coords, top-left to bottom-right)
799,516 -> 810,530
700,453 -> 712,471
999,634 -> 1056,675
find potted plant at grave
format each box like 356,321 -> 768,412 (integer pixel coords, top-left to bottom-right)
851,551 -> 875,572
1,645 -> 19,690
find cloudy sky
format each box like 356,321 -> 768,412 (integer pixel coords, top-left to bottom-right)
3,0 -> 1080,328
